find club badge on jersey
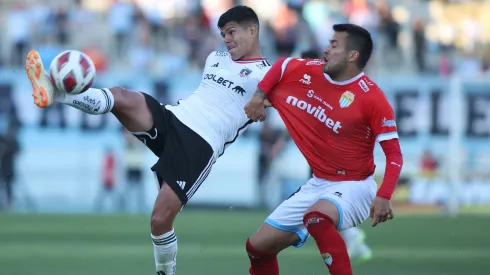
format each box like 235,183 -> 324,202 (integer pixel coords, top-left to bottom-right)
339,91 -> 355,108
239,68 -> 252,77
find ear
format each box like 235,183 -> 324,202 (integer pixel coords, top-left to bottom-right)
249,23 -> 258,36
348,50 -> 360,63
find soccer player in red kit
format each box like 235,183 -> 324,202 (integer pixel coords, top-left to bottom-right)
244,24 -> 403,275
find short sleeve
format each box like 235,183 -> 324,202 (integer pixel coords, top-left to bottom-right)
258,57 -> 295,94
364,89 -> 399,142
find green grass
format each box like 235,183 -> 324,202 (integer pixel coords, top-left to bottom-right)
1,210 -> 489,275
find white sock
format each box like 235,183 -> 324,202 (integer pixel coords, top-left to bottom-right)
340,227 -> 364,255
152,229 -> 178,275
57,88 -> 114,115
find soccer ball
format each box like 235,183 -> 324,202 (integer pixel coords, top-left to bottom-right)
49,50 -> 96,94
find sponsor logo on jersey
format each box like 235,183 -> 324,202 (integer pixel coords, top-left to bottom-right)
214,51 -> 228,57
204,73 -> 235,88
306,59 -> 325,66
286,96 -> 342,134
239,67 -> 252,77
300,74 -> 311,85
306,90 -> 333,110
339,91 -> 355,108
358,79 -> 370,92
382,117 -> 397,127
203,73 -> 247,96
232,86 -> 246,96
211,62 -> 219,67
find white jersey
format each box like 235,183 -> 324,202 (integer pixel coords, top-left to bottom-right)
166,51 -> 271,157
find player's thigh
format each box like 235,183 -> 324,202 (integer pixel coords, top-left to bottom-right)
127,93 -> 170,156
152,112 -> 215,207
109,87 -> 154,132
312,177 -> 377,231
249,223 -> 299,254
265,181 -> 321,248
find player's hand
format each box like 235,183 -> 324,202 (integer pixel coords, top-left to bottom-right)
369,196 -> 394,227
264,99 -> 272,108
244,96 -> 267,122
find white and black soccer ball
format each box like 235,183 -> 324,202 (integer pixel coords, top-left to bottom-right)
49,50 -> 96,94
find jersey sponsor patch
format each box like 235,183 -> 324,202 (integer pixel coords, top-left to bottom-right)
358,80 -> 370,92
306,60 -> 325,66
382,117 -> 397,127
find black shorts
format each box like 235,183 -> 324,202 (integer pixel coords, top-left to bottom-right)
131,93 -> 215,205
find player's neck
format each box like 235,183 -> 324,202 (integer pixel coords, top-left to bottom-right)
239,48 -> 264,60
330,69 -> 363,83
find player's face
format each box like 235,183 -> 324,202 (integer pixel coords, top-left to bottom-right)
220,22 -> 255,60
323,32 -> 350,76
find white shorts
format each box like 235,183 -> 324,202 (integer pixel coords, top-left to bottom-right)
265,175 -> 377,248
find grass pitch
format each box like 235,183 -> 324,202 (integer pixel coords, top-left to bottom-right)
1,210 -> 489,275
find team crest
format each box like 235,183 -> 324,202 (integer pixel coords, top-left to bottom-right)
322,253 -> 333,266
339,91 -> 355,108
239,68 -> 252,77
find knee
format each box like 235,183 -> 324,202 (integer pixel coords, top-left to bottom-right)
109,86 -> 145,110
303,211 -> 337,235
246,237 -> 277,260
304,201 -> 340,228
150,205 -> 175,235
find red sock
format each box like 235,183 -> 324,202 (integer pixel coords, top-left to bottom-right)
303,211 -> 352,275
246,238 -> 279,275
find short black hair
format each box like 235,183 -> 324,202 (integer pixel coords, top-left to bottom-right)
300,49 -> 320,59
217,5 -> 259,29
333,23 -> 373,69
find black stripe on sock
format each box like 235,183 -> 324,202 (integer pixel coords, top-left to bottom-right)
99,88 -> 110,113
153,235 -> 177,246
153,235 -> 177,245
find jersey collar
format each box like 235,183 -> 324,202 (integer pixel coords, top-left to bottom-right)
323,72 -> 365,85
232,56 -> 267,64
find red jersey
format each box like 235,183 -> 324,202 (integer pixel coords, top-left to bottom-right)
258,58 -> 399,181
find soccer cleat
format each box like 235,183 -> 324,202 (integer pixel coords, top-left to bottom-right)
25,50 -> 57,108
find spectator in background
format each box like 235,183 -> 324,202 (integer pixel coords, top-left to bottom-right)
272,4 -> 300,57
70,0 -> 95,49
413,18 -> 427,73
377,2 -> 400,69
53,6 -> 69,46
129,23 -> 155,73
108,0 -> 135,59
257,118 -> 283,209
123,132 -> 146,213
94,147 -> 118,213
420,150 -> 439,179
184,14 -> 207,69
0,123 -> 20,210
8,3 -> 31,66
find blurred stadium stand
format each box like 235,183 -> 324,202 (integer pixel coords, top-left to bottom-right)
1,0 -> 490,214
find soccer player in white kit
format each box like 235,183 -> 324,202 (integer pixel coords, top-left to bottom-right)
25,6 -> 270,275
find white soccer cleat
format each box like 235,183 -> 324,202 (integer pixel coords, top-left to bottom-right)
25,50 -> 57,108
